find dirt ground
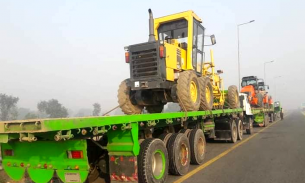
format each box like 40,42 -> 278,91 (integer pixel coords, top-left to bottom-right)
0,170 -> 10,183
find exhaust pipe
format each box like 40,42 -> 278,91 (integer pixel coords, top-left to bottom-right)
148,9 -> 156,42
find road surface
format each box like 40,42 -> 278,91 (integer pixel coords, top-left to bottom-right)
168,111 -> 305,183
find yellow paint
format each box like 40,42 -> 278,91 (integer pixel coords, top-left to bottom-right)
206,86 -> 211,103
173,119 -> 283,183
190,81 -> 198,103
166,68 -> 174,81
164,42 -> 178,69
153,10 -> 199,72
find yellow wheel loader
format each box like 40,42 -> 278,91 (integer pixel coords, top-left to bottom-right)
118,9 -> 239,114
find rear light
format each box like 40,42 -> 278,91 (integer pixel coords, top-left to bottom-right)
125,52 -> 130,63
44,163 -> 48,169
7,162 -> 11,167
4,149 -> 13,156
159,45 -> 165,58
74,165 -> 79,170
67,150 -> 83,159
20,163 -> 24,167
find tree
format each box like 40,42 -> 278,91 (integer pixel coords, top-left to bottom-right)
24,112 -> 38,119
37,99 -> 68,118
0,93 -> 19,121
92,103 -> 101,116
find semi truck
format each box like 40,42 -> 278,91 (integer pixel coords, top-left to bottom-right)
0,9 -> 279,183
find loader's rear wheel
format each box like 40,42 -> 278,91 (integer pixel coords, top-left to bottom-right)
236,119 -> 243,140
228,85 -> 240,109
167,133 -> 190,175
177,71 -> 201,111
189,129 -> 206,165
146,105 -> 164,113
199,77 -> 214,110
118,80 -> 143,115
256,93 -> 263,107
229,120 -> 238,143
138,139 -> 168,183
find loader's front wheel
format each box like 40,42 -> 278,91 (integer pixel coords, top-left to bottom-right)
199,77 -> 214,110
118,80 -> 143,115
227,85 -> 240,109
177,71 -> 201,111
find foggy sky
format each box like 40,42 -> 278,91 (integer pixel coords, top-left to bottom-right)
0,0 -> 304,112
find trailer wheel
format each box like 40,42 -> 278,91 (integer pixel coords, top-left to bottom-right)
236,119 -> 243,140
179,129 -> 192,137
227,85 -> 240,109
263,114 -> 269,127
177,71 -> 201,111
138,138 -> 168,183
189,129 -> 206,165
167,133 -> 190,175
118,80 -> 143,115
159,133 -> 173,146
270,113 -> 274,123
199,77 -> 214,110
229,120 -> 238,143
146,105 -> 164,113
246,117 -> 253,135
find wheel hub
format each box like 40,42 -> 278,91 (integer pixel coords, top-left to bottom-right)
190,81 -> 198,103
152,150 -> 165,179
180,143 -> 189,166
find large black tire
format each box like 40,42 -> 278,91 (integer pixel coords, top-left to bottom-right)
167,133 -> 190,175
229,120 -> 238,143
199,77 -> 214,110
189,129 -> 206,165
263,114 -> 269,127
138,138 -> 168,183
159,133 -> 173,146
118,80 -> 143,115
146,105 -> 164,113
236,119 -> 243,140
246,117 -> 253,135
177,71 -> 201,111
227,85 -> 240,109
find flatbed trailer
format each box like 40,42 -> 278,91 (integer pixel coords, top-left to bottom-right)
0,108 -> 245,183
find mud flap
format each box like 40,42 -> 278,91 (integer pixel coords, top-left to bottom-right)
109,156 -> 138,182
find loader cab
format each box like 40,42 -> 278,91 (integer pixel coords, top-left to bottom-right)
154,10 -> 215,74
241,76 -> 259,90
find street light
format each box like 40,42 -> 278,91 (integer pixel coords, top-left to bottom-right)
274,76 -> 282,101
237,20 -> 255,90
264,60 -> 274,84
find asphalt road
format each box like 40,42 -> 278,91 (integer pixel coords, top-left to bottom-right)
168,111 -> 305,183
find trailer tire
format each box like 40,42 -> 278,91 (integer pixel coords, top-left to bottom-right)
236,119 -> 243,140
189,129 -> 206,165
229,120 -> 238,143
228,85 -> 240,109
138,138 -> 168,183
179,129 -> 192,137
199,77 -> 214,110
264,114 -> 269,127
118,80 -> 143,115
146,105 -> 164,113
177,71 -> 201,111
167,133 -> 190,175
246,117 -> 253,134
159,133 -> 173,146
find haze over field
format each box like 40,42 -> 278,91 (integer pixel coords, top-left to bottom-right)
0,0 -> 304,113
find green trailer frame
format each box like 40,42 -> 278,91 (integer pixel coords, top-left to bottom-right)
0,109 -> 242,183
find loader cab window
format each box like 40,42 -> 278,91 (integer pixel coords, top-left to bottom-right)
158,19 -> 188,45
192,20 -> 205,73
241,79 -> 258,88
